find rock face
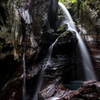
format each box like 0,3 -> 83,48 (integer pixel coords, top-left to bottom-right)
0,0 -> 99,100
87,41 -> 100,80
39,80 -> 100,100
42,31 -> 78,87
0,0 -> 22,99
0,0 -> 49,99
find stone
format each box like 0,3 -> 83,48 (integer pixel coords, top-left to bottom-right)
39,80 -> 100,100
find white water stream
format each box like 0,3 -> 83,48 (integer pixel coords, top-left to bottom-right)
19,4 -> 32,100
32,37 -> 59,100
43,37 -> 59,70
58,2 -> 96,80
21,2 -> 96,100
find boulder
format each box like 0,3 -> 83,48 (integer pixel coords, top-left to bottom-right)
39,80 -> 100,100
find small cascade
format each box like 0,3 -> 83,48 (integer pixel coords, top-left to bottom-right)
43,37 -> 59,69
32,68 -> 44,100
19,2 -> 32,100
19,2 -> 32,24
31,37 -> 59,100
58,2 -> 96,80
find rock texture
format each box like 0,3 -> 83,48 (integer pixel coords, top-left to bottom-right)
39,80 -> 100,100
0,0 -> 100,100
0,0 -> 49,99
0,0 -> 22,97
87,41 -> 100,80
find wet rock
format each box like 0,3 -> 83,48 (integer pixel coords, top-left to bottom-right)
41,30 -> 78,89
53,31 -> 77,55
39,80 -> 100,100
0,0 -> 49,99
87,41 -> 100,80
0,0 -> 23,96
18,0 -> 50,65
39,84 -> 56,99
26,61 -> 43,79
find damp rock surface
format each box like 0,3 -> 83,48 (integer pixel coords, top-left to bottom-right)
39,80 -> 100,100
0,0 -> 100,100
0,0 -> 49,99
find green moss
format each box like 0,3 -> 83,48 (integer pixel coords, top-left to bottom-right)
60,31 -> 70,37
59,0 -> 77,3
57,24 -> 66,31
59,0 -> 77,9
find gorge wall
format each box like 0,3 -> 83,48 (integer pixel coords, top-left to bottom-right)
0,0 -> 100,100
0,0 -> 49,99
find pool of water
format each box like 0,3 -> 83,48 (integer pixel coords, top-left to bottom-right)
63,81 -> 84,90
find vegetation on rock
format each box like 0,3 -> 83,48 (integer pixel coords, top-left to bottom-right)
0,0 -> 100,100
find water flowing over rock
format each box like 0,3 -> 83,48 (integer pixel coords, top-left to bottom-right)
58,2 -> 96,81
70,0 -> 100,80
0,0 -> 100,100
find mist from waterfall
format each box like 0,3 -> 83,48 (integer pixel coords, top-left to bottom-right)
58,2 -> 96,80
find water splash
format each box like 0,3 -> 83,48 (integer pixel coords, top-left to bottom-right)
58,2 -> 96,80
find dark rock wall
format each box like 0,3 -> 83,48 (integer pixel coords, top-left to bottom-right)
40,80 -> 100,100
0,0 -> 22,95
0,0 -> 49,99
1,0 -> 100,100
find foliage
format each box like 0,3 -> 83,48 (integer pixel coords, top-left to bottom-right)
59,0 -> 76,3
59,0 -> 77,8
60,31 -> 70,37
59,0 -> 88,13
59,0 -> 77,15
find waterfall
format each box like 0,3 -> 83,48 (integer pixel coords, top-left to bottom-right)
58,2 -> 96,80
31,37 -> 59,100
43,37 -> 59,69
19,3 -> 32,100
32,68 -> 44,100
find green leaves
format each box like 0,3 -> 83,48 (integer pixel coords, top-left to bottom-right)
59,0 -> 77,9
59,0 -> 77,3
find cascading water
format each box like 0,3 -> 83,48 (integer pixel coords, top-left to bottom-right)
32,68 -> 44,100
32,37 -> 59,100
44,37 -> 59,69
58,2 -> 96,80
19,1 -> 59,99
19,3 -> 32,100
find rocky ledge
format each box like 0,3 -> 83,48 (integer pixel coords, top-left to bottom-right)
39,80 -> 100,100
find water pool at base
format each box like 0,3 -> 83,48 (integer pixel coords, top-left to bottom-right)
63,81 -> 84,90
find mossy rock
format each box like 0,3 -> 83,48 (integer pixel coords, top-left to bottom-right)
59,30 -> 70,37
